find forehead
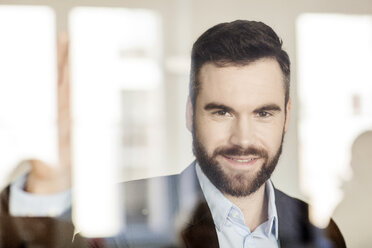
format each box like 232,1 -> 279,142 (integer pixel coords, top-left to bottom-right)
197,59 -> 285,108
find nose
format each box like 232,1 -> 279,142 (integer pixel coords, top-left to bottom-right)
228,116 -> 256,148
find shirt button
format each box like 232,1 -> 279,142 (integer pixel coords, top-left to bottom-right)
231,209 -> 240,218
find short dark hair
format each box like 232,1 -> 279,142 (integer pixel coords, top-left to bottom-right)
189,20 -> 290,108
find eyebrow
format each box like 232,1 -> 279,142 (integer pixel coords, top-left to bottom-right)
204,103 -> 234,113
204,102 -> 282,113
253,104 -> 282,113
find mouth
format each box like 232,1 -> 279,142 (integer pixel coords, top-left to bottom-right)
221,155 -> 260,168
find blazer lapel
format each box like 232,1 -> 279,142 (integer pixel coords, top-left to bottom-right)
178,162 -> 219,248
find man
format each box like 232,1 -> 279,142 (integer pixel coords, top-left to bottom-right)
180,20 -> 344,248
1,20 -> 345,247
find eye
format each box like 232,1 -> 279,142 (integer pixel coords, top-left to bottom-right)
213,110 -> 232,117
257,111 -> 271,118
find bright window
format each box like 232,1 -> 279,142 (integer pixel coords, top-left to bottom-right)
69,7 -> 164,237
0,5 -> 57,189
297,13 -> 372,227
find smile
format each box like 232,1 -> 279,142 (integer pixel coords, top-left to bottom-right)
221,155 -> 260,167
229,157 -> 256,163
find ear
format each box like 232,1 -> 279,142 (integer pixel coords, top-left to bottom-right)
284,98 -> 291,132
186,96 -> 193,132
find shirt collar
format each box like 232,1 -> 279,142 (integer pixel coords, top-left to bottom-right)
195,162 -> 278,239
266,177 -> 279,239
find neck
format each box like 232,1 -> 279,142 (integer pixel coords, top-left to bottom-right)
225,183 -> 268,231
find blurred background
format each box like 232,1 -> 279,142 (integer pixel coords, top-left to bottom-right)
0,0 -> 371,247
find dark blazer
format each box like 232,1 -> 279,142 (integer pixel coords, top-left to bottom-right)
109,163 -> 345,248
178,163 -> 346,248
0,163 -> 345,248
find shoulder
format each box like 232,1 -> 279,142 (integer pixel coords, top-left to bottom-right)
119,173 -> 179,189
274,188 -> 309,221
120,163 -> 196,189
0,186 -> 10,214
274,188 -> 346,248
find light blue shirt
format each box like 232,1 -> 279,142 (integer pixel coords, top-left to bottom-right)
195,163 -> 279,248
9,173 -> 71,217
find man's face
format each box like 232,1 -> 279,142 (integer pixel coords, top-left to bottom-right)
191,58 -> 290,197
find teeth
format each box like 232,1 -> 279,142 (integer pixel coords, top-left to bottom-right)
231,158 -> 255,162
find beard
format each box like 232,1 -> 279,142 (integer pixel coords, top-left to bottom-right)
193,129 -> 284,197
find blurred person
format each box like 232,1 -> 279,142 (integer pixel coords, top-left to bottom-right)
1,31 -> 73,217
333,130 -> 372,247
0,160 -> 82,248
1,20 -> 346,247
1,159 -> 71,218
0,31 -> 77,247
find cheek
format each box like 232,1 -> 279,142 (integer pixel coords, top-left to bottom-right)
257,124 -> 284,153
195,118 -> 230,151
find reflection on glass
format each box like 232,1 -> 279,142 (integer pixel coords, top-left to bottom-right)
69,7 -> 163,237
297,14 -> 372,231
0,5 -> 57,189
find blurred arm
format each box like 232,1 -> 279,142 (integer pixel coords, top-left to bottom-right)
9,172 -> 71,218
7,32 -> 72,217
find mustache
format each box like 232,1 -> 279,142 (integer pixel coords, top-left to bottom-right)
213,146 -> 268,158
